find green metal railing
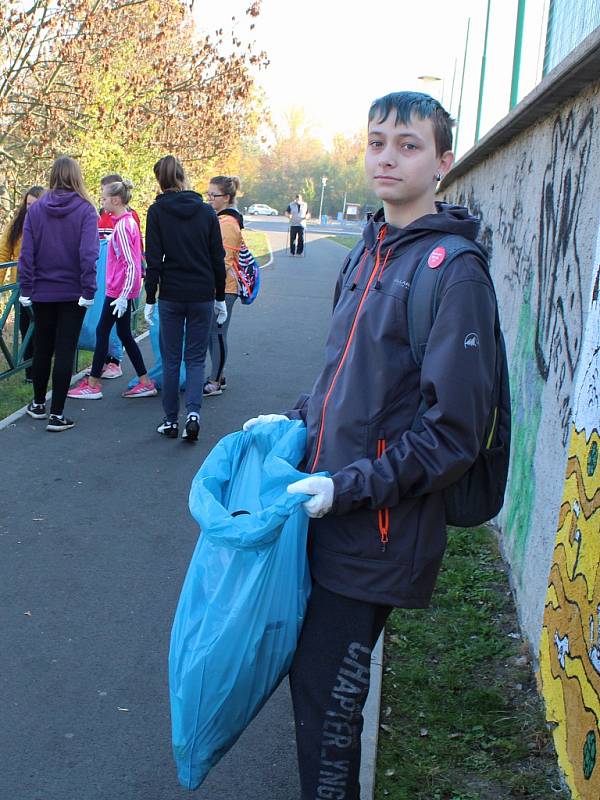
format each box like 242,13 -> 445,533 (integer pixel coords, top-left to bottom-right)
0,263 -> 33,380
1,260 -> 146,381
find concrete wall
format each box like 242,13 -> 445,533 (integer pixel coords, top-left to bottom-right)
442,28 -> 600,800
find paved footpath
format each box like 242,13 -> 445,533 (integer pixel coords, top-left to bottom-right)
0,229 -> 355,800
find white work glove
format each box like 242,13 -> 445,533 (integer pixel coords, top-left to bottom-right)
19,295 -> 32,307
78,296 -> 94,308
242,413 -> 289,432
214,300 -> 228,325
287,476 -> 335,518
144,303 -> 155,326
110,296 -> 128,318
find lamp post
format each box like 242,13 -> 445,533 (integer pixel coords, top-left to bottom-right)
318,176 -> 328,223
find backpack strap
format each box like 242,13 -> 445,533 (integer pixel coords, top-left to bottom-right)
407,235 -> 489,367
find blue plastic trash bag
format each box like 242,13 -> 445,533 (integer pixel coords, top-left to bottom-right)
127,304 -> 186,390
169,419 -> 320,790
78,238 -> 123,359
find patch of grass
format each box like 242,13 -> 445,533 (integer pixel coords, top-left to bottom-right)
242,229 -> 272,266
326,234 -> 361,249
375,526 -> 568,800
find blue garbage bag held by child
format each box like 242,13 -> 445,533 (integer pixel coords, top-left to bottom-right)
169,419 -> 321,790
78,238 -> 122,357
127,304 -> 186,390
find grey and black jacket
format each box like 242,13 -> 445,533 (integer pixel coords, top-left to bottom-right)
288,203 -> 497,608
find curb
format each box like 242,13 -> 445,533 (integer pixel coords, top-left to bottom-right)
360,630 -> 384,800
0,329 -> 149,432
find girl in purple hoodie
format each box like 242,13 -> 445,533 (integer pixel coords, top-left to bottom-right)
18,156 -> 99,432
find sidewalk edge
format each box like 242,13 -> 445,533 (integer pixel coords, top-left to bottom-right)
0,330 -> 149,431
360,629 -> 384,800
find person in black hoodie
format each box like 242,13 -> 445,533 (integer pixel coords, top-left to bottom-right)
144,156 -> 226,442
203,175 -> 244,396
243,93 -> 498,799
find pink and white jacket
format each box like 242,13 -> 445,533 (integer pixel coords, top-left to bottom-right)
105,211 -> 143,300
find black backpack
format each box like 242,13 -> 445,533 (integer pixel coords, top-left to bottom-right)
344,234 -> 511,527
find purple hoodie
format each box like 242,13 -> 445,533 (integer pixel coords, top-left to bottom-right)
18,190 -> 99,302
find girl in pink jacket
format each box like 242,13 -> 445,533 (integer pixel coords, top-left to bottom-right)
69,180 -> 156,400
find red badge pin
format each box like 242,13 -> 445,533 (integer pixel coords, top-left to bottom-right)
428,246 -> 446,268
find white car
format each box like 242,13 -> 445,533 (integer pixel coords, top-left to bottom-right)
248,203 -> 278,216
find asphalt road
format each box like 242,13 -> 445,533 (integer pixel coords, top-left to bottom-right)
0,228 -> 349,800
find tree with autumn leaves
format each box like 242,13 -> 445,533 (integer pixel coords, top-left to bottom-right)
0,0 -> 267,219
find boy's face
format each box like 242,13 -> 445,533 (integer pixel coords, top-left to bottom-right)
365,113 -> 453,209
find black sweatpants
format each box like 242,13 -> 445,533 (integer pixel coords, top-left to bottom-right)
90,297 -> 147,379
290,225 -> 305,255
32,301 -> 86,415
289,583 -> 392,800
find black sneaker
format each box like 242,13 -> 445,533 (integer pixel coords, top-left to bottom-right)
157,419 -> 178,438
182,413 -> 200,442
220,376 -> 227,391
46,414 -> 75,432
26,401 -> 47,419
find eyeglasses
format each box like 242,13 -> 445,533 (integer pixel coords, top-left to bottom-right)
206,192 -> 226,199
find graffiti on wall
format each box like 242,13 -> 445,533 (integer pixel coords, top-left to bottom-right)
539,253 -> 600,799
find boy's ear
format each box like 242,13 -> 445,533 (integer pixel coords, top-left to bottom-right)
438,150 -> 454,178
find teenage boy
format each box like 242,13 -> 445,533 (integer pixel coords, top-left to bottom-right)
95,173 -> 144,378
286,193 -> 308,255
244,92 -> 497,799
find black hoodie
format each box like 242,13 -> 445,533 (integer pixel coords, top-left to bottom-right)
287,203 -> 497,608
145,190 -> 226,303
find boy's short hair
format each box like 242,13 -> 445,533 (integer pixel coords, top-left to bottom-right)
368,92 -> 455,156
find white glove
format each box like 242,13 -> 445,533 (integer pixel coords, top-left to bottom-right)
287,476 -> 335,518
214,300 -> 228,325
144,303 -> 155,326
110,296 -> 128,318
78,296 -> 94,308
19,295 -> 32,307
242,413 -> 289,431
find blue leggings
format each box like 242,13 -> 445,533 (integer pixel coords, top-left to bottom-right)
91,297 -> 147,378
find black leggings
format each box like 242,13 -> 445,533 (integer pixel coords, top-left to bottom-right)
91,297 -> 147,379
19,305 -> 34,378
32,301 -> 86,415
289,582 -> 392,800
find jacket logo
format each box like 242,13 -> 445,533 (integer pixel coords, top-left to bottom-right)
393,279 -> 411,290
428,246 -> 446,268
464,332 -> 480,349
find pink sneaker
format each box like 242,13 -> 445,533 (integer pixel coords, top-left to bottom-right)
67,377 -> 103,399
83,362 -> 122,379
122,380 -> 158,398
101,362 -> 123,379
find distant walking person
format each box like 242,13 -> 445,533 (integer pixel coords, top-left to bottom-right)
0,185 -> 44,381
286,194 -> 308,256
18,156 -> 99,432
144,155 -> 226,442
204,175 -> 244,397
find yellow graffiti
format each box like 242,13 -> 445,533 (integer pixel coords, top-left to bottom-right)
540,425 -> 600,800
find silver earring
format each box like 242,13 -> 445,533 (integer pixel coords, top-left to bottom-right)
435,173 -> 442,182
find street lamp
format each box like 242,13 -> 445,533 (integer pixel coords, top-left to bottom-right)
318,176 -> 328,222
418,75 -> 443,103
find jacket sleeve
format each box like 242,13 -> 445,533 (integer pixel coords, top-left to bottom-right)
144,204 -> 162,304
330,271 -> 497,515
17,214 -> 35,296
284,393 -> 310,424
209,212 -> 226,302
79,206 -> 99,300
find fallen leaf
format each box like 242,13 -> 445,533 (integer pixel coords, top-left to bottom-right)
384,768 -> 395,777
117,707 -> 129,712
24,611 -> 32,616
419,727 -> 429,737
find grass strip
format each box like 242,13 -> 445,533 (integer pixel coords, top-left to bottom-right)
326,234 -> 361,249
375,525 -> 567,800
243,229 -> 272,266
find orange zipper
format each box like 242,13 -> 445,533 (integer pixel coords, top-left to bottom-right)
309,227 -> 388,473
377,437 -> 390,551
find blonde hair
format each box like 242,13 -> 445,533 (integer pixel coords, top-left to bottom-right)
154,155 -> 188,192
48,156 -> 93,205
210,175 -> 241,204
104,179 -> 133,206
